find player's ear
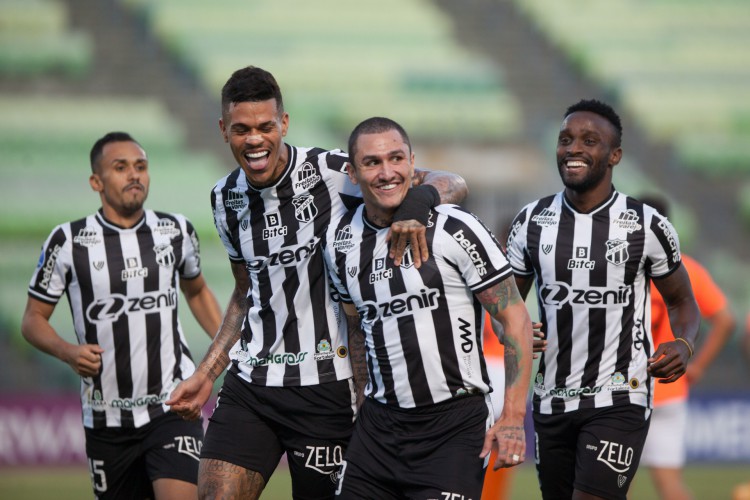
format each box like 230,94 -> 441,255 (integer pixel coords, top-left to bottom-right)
609,146 -> 622,168
346,162 -> 359,185
89,173 -> 103,192
219,118 -> 229,143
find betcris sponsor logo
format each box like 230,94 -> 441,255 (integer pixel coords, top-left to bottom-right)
358,288 -> 440,324
85,288 -> 178,323
540,281 -> 632,309
39,244 -> 62,290
452,229 -> 488,276
246,238 -> 319,274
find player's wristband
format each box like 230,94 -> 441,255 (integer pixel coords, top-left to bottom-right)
393,185 -> 440,226
675,337 -> 694,358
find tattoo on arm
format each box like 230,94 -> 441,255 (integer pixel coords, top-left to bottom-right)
346,313 -> 368,403
476,278 -> 522,317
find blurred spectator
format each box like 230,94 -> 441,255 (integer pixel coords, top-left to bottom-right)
639,194 -> 736,500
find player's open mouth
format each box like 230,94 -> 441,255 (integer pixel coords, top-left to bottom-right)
565,159 -> 588,168
244,151 -> 269,171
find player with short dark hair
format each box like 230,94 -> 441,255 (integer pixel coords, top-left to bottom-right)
166,68 -> 468,500
22,132 -> 223,499
325,116 -> 533,499
506,99 -> 700,499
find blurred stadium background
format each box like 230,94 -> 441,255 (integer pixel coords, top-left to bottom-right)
1,0 -> 748,497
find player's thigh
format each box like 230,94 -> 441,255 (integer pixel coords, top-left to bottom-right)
533,411 -> 579,500
152,477 -> 197,500
85,428 -> 152,500
640,400 -> 687,468
575,404 -> 651,500
200,379 -> 285,484
143,413 -> 205,485
279,381 -> 356,500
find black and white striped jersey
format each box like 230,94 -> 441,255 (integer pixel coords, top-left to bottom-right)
28,209 -> 202,429
211,145 -> 361,387
324,203 -> 513,408
506,189 -> 682,415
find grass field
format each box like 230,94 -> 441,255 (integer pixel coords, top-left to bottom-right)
1,463 -> 748,499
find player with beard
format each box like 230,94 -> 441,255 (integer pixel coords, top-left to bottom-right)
506,99 -> 700,500
22,132 -> 223,499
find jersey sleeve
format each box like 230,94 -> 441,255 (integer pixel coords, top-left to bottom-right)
211,180 -> 244,263
645,210 -> 682,278
28,225 -> 71,304
505,205 -> 534,276
437,206 -> 512,293
321,149 -> 362,211
322,220 -> 353,305
179,217 -> 202,280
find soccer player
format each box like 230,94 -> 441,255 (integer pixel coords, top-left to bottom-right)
165,67 -> 468,500
505,99 -> 701,500
21,132 -> 223,499
324,116 -> 533,499
638,194 -> 735,500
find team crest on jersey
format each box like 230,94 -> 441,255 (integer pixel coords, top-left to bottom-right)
605,239 -> 629,265
347,266 -> 358,277
332,225 -> 355,253
73,226 -> 101,247
294,162 -> 321,190
613,209 -> 642,233
225,188 -> 247,212
292,194 -> 318,222
313,339 -> 336,361
93,261 -> 105,271
262,213 -> 288,240
240,218 -> 249,231
154,243 -> 175,268
154,218 -> 180,238
369,258 -> 393,284
531,208 -> 558,227
399,244 -> 414,269
122,256 -> 149,280
542,244 -> 553,255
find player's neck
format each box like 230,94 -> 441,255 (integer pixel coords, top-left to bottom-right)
100,206 -> 145,229
564,184 -> 614,213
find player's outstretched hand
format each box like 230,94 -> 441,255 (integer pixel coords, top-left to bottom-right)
648,339 -> 691,383
67,343 -> 104,378
166,372 -> 213,421
480,418 -> 526,470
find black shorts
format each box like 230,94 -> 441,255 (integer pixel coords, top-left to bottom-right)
201,371 -> 356,499
84,412 -> 204,500
533,404 -> 651,500
335,395 -> 490,500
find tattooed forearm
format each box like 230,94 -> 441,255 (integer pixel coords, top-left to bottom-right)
413,169 -> 468,205
199,285 -> 247,382
346,314 -> 368,406
477,278 -> 522,317
503,340 -> 521,388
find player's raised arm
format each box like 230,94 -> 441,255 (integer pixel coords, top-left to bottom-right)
388,169 -> 468,267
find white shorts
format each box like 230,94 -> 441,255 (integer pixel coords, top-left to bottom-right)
640,399 -> 687,468
486,357 -> 505,422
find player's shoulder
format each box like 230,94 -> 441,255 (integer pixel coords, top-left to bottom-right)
296,145 -> 348,173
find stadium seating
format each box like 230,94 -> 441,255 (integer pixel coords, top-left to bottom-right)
0,0 -> 92,78
514,0 -> 750,175
118,0 -> 524,143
